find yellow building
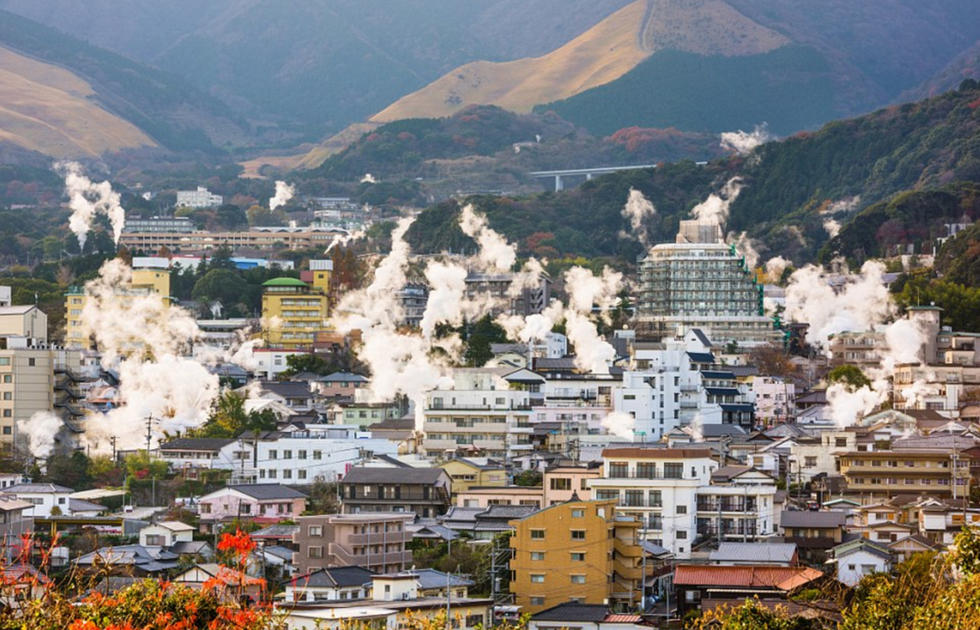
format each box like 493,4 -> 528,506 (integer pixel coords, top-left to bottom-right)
509,498 -> 647,613
64,267 -> 172,348
261,273 -> 329,351
839,449 -> 972,501
439,457 -> 508,494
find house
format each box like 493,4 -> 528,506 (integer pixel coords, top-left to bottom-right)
157,437 -> 236,472
140,520 -> 195,547
249,380 -> 315,412
441,504 -> 538,540
861,521 -> 916,545
829,539 -> 894,587
74,545 -> 180,576
673,565 -> 823,616
708,542 -> 799,567
780,510 -> 847,551
316,372 -> 369,400
340,467 -> 451,518
172,563 -> 264,602
285,565 -> 376,603
0,498 -> 33,559
888,534 -> 941,562
0,473 -> 28,490
542,465 -> 600,506
251,523 -> 300,548
0,483 -> 72,517
455,485 -> 544,509
292,513 -> 413,575
528,603 -> 650,630
439,457 -> 507,494
68,498 -> 106,517
197,484 -> 307,533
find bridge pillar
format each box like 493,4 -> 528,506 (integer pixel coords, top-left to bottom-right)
586,173 -> 593,181
555,175 -> 564,191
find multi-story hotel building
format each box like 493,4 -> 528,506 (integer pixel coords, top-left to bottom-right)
260,261 -> 331,350
839,449 -> 972,501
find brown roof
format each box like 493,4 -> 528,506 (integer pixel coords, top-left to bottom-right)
674,565 -> 823,590
601,447 -> 713,459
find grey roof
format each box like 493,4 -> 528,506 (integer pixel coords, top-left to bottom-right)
69,498 -> 106,513
479,505 -> 538,520
263,545 -> 295,562
710,542 -> 797,564
441,506 -> 485,525
159,437 -> 235,451
297,565 -> 375,588
407,568 -> 473,590
780,510 -> 847,528
251,524 -> 300,539
342,466 -> 446,485
412,524 -> 459,541
227,484 -> 307,500
1,483 -> 73,494
75,545 -> 178,571
698,424 -> 748,438
832,539 -> 894,561
170,540 -> 212,555
322,372 -> 369,383
690,329 -> 713,348
532,603 -> 609,622
256,380 -> 312,398
641,540 -> 670,556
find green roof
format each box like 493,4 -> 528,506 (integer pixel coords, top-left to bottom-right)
262,277 -> 308,288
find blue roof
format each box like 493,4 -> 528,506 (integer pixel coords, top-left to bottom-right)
701,370 -> 736,380
706,387 -> 740,397
687,352 -> 715,363
721,403 -> 754,412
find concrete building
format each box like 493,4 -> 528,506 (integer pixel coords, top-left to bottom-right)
176,186 -> 223,208
839,449 -> 972,501
464,271 -> 551,317
339,467 -> 451,518
292,513 -> 413,575
0,305 -> 47,341
695,466 -> 779,543
439,457 -> 508,494
197,484 -> 308,533
123,217 -> 194,233
589,447 -> 717,559
422,367 -> 537,459
508,498 -> 647,613
455,486 -> 544,509
542,465 -> 600,506
752,376 -> 795,424
119,227 -> 345,254
633,221 -> 779,347
261,265 -> 330,350
65,267 -> 172,348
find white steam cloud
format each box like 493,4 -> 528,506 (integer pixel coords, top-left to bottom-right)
720,124 -> 771,155
601,411 -> 634,440
58,161 -> 126,250
459,204 -> 516,273
17,411 -> 63,462
269,181 -> 295,210
621,188 -> 656,245
690,177 -> 743,229
361,173 -> 377,184
823,218 -> 841,238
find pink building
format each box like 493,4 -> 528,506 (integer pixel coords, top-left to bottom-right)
197,484 -> 307,533
542,465 -> 601,506
752,376 -> 796,424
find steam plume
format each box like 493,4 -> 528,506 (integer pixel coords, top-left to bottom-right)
601,411 -> 634,440
621,188 -> 656,245
690,177 -> 743,229
459,204 -> 516,273
17,411 -> 62,462
269,181 -> 295,210
361,173 -> 377,184
719,124 -> 771,155
58,161 -> 126,250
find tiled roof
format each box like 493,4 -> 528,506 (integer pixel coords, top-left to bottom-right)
296,565 -> 375,588
159,438 -> 235,451
710,542 -> 797,564
674,565 -> 822,590
226,484 -> 307,500
342,466 -> 445,485
531,603 -> 609,622
1,483 -> 73,494
780,510 -> 847,528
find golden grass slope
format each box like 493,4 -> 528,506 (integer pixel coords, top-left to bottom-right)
0,45 -> 155,158
371,0 -> 789,124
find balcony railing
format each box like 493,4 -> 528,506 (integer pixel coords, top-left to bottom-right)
605,471 -> 685,481
328,543 -> 412,568
696,500 -> 757,513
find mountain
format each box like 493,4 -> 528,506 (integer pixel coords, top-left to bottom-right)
403,84 -> 980,265
0,0 -> 633,141
0,45 -> 154,158
0,9 -> 250,155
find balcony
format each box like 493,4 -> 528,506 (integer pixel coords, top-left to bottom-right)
328,543 -> 412,568
614,538 -> 642,558
605,471 -> 685,481
343,531 -> 412,545
696,499 -> 757,513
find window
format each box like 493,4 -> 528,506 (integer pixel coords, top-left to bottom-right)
27,358 -> 35,367
550,478 -> 571,491
676,530 -> 687,539
309,525 -> 323,536
571,509 -> 584,518
530,529 -> 545,539
571,530 -> 585,540
664,463 -> 683,479
308,546 -> 323,559
283,450 -> 293,459
298,470 -> 307,480
283,470 -> 292,479
1,427 -> 8,435
805,456 -> 817,467
676,505 -> 687,515
530,574 -> 545,583
269,450 -> 278,460
298,450 -> 307,459
835,438 -> 847,447
2,393 -> 9,401
570,552 -> 585,561
530,597 -> 545,606
313,450 -> 322,460
0,358 -> 8,366
268,470 -> 277,479
145,534 -> 164,545
570,575 -> 586,584
2,375 -> 9,383
530,552 -> 545,561
608,462 -> 628,478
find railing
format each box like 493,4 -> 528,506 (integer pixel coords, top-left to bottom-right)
605,471 -> 685,480
344,531 -> 412,545
328,543 -> 413,567
696,500 -> 757,513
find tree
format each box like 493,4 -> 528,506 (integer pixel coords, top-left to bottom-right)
828,365 -> 871,390
750,344 -> 796,378
463,315 -> 508,367
44,451 -> 93,490
190,390 -> 278,438
192,268 -> 249,314
124,451 -> 169,480
513,470 -> 542,487
88,455 -> 125,487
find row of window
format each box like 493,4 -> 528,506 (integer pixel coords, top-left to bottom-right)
260,469 -> 309,480
529,551 -> 587,561
530,574 -> 588,584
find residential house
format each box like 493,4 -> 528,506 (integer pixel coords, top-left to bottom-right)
340,467 -> 451,518
542,465 -> 600,506
173,563 -> 264,602
441,504 -> 538,541
455,485 -> 544,509
509,498 -> 648,613
316,372 -> 369,400
673,565 -> 823,616
696,466 -> 778,543
439,457 -> 507,494
839,449 -> 971,501
888,535 -> 941,562
249,380 -> 316,413
139,521 -> 196,549
0,498 -> 33,559
157,438 -> 236,473
292,513 -> 413,575
708,542 -> 799,567
284,565 -> 376,603
197,484 -> 307,533
74,545 -> 180,576
0,483 -> 72,517
780,510 -> 847,559
830,539 -> 894,587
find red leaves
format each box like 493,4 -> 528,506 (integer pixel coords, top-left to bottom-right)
216,529 -> 255,561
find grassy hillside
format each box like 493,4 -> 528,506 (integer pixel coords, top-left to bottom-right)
404,84 -> 980,265
0,9 -> 248,153
537,45 -> 835,135
0,46 -> 154,158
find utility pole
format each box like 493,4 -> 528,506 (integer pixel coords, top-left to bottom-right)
144,414 -> 154,454
445,566 -> 451,630
110,436 -> 117,462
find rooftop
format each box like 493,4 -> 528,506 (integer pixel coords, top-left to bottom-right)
674,565 -> 823,590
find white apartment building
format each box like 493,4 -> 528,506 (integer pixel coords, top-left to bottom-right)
614,330 -> 755,441
422,367 -> 536,459
0,483 -> 73,517
589,447 -> 717,559
176,186 -> 223,208
234,425 -> 398,485
695,466 -> 778,543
